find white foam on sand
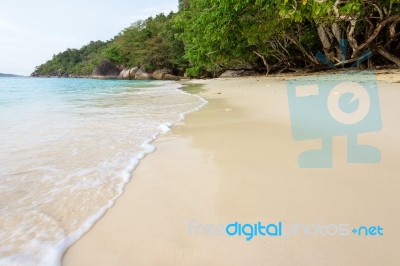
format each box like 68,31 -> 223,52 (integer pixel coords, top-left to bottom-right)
0,79 -> 207,266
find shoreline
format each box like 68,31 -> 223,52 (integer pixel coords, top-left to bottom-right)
28,66 -> 400,82
63,71 -> 400,265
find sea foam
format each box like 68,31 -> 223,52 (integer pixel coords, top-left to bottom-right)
0,78 -> 207,266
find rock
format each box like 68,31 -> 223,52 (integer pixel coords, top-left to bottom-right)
118,67 -> 178,80
118,69 -> 129,79
152,69 -> 180,80
117,70 -> 125,79
239,70 -> 257,76
135,68 -> 151,80
136,72 -> 151,80
118,67 -> 139,80
152,68 -> 173,80
92,60 -> 121,79
232,65 -> 254,70
129,67 -> 139,79
163,74 -> 180,81
219,70 -> 246,78
219,69 -> 257,78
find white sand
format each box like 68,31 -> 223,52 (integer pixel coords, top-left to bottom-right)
63,71 -> 400,265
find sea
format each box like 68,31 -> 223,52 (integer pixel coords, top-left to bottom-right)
0,77 -> 206,266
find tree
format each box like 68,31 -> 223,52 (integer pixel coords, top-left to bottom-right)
33,0 -> 400,77
272,0 -> 400,67
176,0 -> 259,76
175,0 -> 322,76
33,40 -> 109,76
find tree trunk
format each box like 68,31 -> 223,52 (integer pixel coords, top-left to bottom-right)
331,23 -> 342,42
317,25 -> 336,63
253,51 -> 270,74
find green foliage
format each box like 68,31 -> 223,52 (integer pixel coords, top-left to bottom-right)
34,41 -> 108,76
175,0 -> 322,76
107,12 -> 188,72
177,0 -> 400,75
34,12 -> 187,76
33,0 -> 400,77
175,0 -> 260,76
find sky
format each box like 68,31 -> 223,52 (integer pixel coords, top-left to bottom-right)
0,0 -> 179,76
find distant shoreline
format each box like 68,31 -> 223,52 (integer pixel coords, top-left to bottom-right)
0,73 -> 24,78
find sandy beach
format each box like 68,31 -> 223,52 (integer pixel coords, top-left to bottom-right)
63,71 -> 400,265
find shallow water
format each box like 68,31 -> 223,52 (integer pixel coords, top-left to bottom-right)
0,77 -> 206,265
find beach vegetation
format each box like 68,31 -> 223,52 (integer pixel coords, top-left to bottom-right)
33,0 -> 400,78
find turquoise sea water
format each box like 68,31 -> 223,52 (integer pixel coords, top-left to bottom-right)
0,77 -> 206,266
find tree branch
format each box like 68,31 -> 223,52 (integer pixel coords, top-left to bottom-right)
389,18 -> 400,40
347,19 -> 359,54
372,3 -> 384,20
253,50 -> 270,74
355,14 -> 400,56
376,45 -> 400,67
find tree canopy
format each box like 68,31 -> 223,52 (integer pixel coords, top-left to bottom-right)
33,0 -> 400,78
